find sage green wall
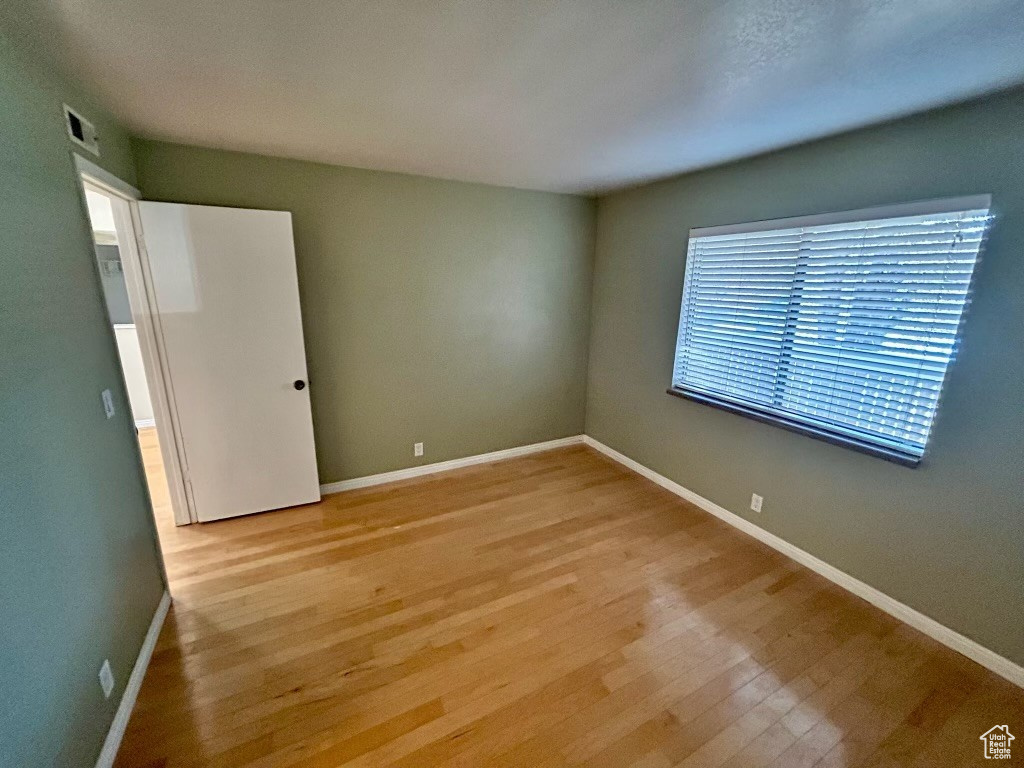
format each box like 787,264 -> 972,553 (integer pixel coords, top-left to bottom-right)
0,27 -> 165,768
131,140 -> 596,483
586,87 -> 1024,666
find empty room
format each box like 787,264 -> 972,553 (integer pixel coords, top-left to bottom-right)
2,2 -> 1024,766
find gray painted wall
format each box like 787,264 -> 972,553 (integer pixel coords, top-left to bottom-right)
0,28 -> 165,768
585,86 -> 1024,667
131,140 -> 597,484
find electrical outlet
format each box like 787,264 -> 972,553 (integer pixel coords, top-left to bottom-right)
750,493 -> 763,514
414,442 -> 424,457
98,659 -> 114,699
101,388 -> 115,419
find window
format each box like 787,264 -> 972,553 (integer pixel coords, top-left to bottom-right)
670,196 -> 992,465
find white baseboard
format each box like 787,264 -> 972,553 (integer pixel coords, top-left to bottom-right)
134,418 -> 156,429
582,436 -> 1024,690
319,435 -> 585,495
95,590 -> 171,768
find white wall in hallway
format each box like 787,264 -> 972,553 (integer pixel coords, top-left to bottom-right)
113,324 -> 154,425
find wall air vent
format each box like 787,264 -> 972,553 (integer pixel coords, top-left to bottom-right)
63,104 -> 99,156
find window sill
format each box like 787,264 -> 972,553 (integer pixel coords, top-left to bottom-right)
666,387 -> 921,468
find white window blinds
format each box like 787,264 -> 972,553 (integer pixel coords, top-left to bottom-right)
671,196 -> 991,465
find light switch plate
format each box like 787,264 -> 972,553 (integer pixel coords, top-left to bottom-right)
101,389 -> 115,419
99,659 -> 114,698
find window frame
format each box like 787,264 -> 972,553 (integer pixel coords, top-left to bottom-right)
667,195 -> 992,467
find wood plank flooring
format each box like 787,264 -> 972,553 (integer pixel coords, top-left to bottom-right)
117,438 -> 1023,767
138,426 -> 176,539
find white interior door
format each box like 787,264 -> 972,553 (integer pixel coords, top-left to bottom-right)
137,202 -> 320,522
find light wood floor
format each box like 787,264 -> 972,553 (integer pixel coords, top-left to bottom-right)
138,426 -> 177,539
120,434 -> 1023,767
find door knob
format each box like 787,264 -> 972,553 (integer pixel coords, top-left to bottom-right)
294,379 -> 306,390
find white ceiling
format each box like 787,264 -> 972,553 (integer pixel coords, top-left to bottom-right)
13,0 -> 1024,193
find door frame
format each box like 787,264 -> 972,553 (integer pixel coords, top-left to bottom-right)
74,154 -> 198,525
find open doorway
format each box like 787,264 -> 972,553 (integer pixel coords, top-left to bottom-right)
75,156 -> 197,554
83,185 -> 177,537
75,157 -> 320,533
